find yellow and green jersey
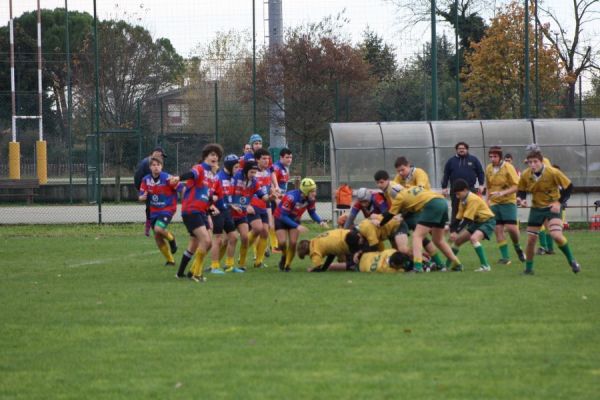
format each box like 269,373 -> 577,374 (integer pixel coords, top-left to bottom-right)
518,165 -> 571,208
358,249 -> 403,273
382,182 -> 403,207
309,229 -> 351,267
358,215 -> 400,248
485,161 -> 520,205
389,186 -> 444,215
457,192 -> 495,222
393,167 -> 431,190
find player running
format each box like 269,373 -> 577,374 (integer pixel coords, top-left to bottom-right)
138,156 -> 181,266
274,178 -> 328,271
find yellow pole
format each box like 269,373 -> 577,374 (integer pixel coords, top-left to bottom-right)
8,141 -> 20,179
36,140 -> 47,184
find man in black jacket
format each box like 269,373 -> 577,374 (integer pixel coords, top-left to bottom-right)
134,146 -> 167,236
441,141 -> 485,225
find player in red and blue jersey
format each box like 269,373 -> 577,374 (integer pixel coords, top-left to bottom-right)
274,178 -> 328,271
230,160 -> 270,270
269,147 -> 293,252
170,143 -> 223,282
209,154 -> 245,273
343,187 -> 389,229
247,148 -> 274,269
138,157 -> 181,266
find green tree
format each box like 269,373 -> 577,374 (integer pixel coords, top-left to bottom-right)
75,20 -> 184,199
461,1 -> 562,119
360,29 -> 397,81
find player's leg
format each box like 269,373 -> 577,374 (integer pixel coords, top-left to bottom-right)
546,216 -> 580,273
470,230 -> 491,271
236,220 -> 250,270
284,227 -> 301,271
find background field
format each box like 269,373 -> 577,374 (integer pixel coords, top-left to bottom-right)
1,224 -> 599,399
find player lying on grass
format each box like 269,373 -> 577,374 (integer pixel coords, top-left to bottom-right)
517,150 -> 580,275
380,185 -> 463,273
170,143 -> 223,282
274,178 -> 328,272
297,228 -> 364,272
449,179 -> 496,272
138,156 -> 181,266
342,187 -> 388,229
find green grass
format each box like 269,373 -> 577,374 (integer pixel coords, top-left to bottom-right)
1,224 -> 599,399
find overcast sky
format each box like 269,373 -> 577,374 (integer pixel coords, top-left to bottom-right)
0,0 -> 596,66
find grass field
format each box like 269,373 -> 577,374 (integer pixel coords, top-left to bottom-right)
1,223 -> 599,399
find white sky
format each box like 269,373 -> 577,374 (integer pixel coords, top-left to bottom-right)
0,0 -> 596,68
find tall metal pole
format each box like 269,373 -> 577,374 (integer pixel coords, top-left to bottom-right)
524,0 -> 531,119
454,0 -> 460,119
9,0 -> 16,142
93,0 -> 102,223
534,0 -> 540,117
65,0 -> 73,203
252,0 -> 257,133
37,0 -> 43,142
214,80 -> 219,142
431,0 -> 438,120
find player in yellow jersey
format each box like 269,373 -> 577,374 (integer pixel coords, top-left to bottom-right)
392,156 -> 431,190
450,179 -> 496,271
374,170 -> 403,208
485,146 -> 525,265
357,214 -> 401,252
357,248 -> 413,273
517,150 -> 580,274
297,229 -> 363,272
525,144 -> 555,255
380,186 -> 463,272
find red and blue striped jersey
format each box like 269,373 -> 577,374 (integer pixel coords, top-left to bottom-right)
215,169 -> 235,211
271,161 -> 290,192
181,164 -> 211,215
349,192 -> 389,219
274,189 -> 321,224
139,172 -> 181,217
250,168 -> 272,210
230,171 -> 269,219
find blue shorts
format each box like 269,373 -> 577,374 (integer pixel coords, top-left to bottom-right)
212,209 -> 235,234
182,212 -> 208,236
248,211 -> 269,224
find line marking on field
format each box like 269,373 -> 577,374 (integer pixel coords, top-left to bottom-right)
67,250 -> 158,268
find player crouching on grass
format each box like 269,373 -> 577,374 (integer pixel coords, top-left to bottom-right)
274,178 -> 328,272
297,228 -> 364,272
138,157 -> 181,266
170,144 -> 223,283
449,179 -> 496,272
516,150 -> 580,275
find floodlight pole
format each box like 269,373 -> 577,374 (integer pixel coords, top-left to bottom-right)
65,0 -> 73,203
93,0 -> 102,223
524,0 -> 531,119
431,0 -> 438,120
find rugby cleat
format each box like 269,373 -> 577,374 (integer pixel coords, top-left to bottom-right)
522,269 -> 535,275
209,268 -> 225,275
190,275 -> 206,283
570,261 -> 581,274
